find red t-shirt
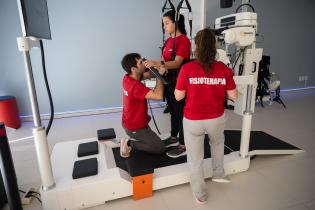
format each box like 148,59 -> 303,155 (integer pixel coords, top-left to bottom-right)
122,75 -> 150,131
176,60 -> 236,120
162,34 -> 191,61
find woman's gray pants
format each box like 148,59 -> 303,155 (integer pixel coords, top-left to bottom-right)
183,113 -> 226,199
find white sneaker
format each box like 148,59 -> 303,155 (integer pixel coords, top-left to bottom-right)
194,195 -> 208,205
120,137 -> 131,158
195,196 -> 207,205
212,176 -> 231,183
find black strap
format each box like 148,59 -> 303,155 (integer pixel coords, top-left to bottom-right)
235,3 -> 255,13
177,0 -> 193,40
162,0 -> 175,11
171,0 -> 193,60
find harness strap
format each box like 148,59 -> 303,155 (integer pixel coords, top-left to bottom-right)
171,0 -> 193,60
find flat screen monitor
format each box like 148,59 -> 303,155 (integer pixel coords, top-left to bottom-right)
220,0 -> 233,8
17,0 -> 52,40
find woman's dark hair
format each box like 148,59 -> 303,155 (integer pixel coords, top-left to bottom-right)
194,28 -> 217,72
163,10 -> 186,35
121,53 -> 141,75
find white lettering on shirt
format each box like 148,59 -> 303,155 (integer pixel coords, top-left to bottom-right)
189,77 -> 226,85
123,88 -> 128,96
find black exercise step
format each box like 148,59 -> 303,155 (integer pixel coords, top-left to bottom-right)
97,128 -> 116,141
77,141 -> 98,157
72,158 -> 98,179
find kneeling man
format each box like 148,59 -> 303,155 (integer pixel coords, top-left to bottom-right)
120,53 -> 166,158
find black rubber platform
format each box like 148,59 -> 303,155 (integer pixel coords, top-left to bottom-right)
113,130 -> 302,177
224,130 -> 301,152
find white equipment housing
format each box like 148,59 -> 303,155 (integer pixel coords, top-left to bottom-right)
233,48 -> 262,115
216,49 -> 231,66
215,11 -> 262,116
222,27 -> 256,47
215,12 -> 257,30
41,139 -> 250,210
215,11 -> 263,158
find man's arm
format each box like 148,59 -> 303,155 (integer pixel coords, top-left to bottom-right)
145,78 -> 164,100
142,71 -> 152,80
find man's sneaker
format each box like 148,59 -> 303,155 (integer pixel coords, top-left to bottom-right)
195,196 -> 207,205
163,136 -> 179,148
120,137 -> 131,158
166,145 -> 186,158
212,176 -> 231,183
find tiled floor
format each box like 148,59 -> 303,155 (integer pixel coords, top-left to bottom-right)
2,89 -> 315,210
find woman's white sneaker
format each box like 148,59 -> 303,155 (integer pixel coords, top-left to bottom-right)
212,176 -> 231,183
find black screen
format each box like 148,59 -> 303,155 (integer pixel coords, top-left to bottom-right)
220,0 -> 233,8
18,0 -> 51,40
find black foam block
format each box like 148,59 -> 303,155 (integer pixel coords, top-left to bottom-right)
77,141 -> 98,157
72,158 -> 98,179
97,128 -> 116,141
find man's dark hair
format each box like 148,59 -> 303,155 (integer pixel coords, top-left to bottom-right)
121,53 -> 141,74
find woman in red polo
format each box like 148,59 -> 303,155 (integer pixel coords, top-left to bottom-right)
144,10 -> 191,158
175,28 -> 237,204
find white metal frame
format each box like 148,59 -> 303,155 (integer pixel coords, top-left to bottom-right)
41,138 -> 250,210
16,36 -> 55,192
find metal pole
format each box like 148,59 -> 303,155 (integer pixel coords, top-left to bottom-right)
18,37 -> 55,191
240,84 -> 253,158
0,123 -> 23,210
22,51 -> 42,127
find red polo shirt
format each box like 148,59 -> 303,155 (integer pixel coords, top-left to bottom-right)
176,60 -> 236,120
162,34 -> 191,61
122,75 -> 150,131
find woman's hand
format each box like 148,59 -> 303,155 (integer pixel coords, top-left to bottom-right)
158,65 -> 167,75
143,60 -> 160,69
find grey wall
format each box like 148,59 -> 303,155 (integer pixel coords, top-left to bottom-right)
0,0 -> 164,116
206,0 -> 315,90
1,0 -> 314,116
